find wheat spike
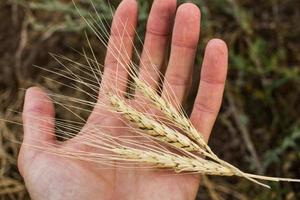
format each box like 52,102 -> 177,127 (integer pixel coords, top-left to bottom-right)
133,77 -> 212,153
112,148 -> 235,176
108,93 -> 202,152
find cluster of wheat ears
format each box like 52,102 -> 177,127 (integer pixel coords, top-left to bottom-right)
15,1 -> 299,190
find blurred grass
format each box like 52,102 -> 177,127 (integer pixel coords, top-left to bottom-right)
0,0 -> 299,199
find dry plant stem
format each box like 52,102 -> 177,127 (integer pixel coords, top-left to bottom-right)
226,90 -> 263,173
202,175 -> 224,200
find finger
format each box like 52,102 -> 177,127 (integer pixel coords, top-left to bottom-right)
100,0 -> 138,94
22,87 -> 56,145
88,0 -> 137,124
190,39 -> 228,141
19,87 -> 56,176
162,3 -> 201,106
138,0 -> 176,89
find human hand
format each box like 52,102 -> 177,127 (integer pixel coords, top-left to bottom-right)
18,0 -> 228,199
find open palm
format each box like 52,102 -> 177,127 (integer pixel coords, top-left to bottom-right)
18,0 -> 228,199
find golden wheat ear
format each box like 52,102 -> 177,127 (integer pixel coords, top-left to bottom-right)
105,80 -> 300,188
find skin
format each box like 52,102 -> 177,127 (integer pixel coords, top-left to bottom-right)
18,0 -> 228,199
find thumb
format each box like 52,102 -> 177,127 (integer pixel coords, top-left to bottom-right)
18,87 -> 56,176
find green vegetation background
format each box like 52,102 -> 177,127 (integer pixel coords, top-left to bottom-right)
0,0 -> 299,199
